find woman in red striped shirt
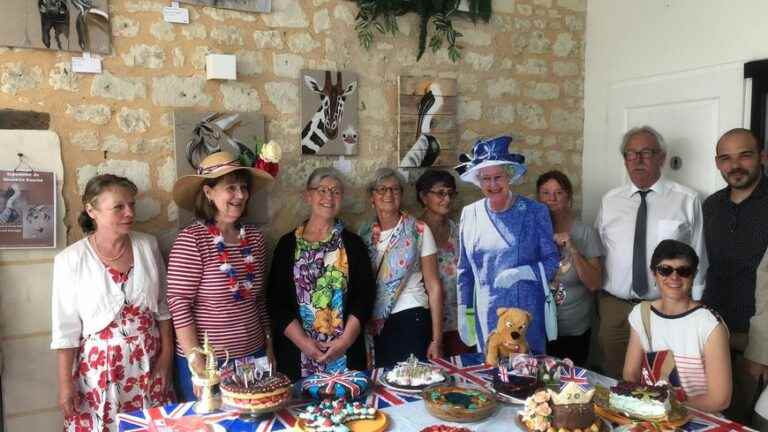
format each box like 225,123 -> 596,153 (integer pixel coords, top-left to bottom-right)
167,151 -> 275,401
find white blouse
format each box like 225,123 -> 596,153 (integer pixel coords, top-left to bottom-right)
50,231 -> 171,350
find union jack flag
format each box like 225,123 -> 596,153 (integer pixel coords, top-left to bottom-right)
679,407 -> 749,432
429,354 -> 495,388
558,366 -> 590,392
366,368 -> 421,409
116,402 -> 237,431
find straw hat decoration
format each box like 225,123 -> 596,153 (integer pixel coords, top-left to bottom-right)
172,141 -> 281,211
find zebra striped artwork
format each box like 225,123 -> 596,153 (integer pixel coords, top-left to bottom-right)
299,70 -> 360,156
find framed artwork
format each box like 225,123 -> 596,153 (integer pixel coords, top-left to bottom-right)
398,77 -> 458,168
173,110 -> 268,228
0,170 -> 56,249
0,0 -> 110,54
179,0 -> 270,13
300,70 -> 359,156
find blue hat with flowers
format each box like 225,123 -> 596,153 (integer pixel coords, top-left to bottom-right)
455,135 -> 527,187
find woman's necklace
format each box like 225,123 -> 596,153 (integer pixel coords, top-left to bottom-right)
207,223 -> 256,301
91,236 -> 128,262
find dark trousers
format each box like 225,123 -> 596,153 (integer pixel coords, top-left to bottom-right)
547,329 -> 591,367
374,307 -> 432,368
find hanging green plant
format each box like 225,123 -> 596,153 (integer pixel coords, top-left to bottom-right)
352,0 -> 492,63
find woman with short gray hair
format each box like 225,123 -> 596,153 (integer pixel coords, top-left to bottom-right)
359,168 -> 444,368
267,167 -> 375,379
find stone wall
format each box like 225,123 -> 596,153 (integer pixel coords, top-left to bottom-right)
0,0 -> 585,429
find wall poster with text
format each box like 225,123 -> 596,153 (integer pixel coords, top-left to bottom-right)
0,170 -> 56,249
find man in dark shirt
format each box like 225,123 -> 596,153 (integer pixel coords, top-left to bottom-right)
703,128 -> 768,425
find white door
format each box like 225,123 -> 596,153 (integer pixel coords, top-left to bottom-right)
607,63 -> 746,196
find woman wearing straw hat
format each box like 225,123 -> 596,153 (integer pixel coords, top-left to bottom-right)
167,150 -> 275,401
455,136 -> 560,356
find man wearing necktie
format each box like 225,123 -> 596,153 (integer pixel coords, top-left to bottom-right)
595,126 -> 707,379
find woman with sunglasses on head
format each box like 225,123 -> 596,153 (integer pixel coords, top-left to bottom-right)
415,170 -> 474,357
624,239 -> 731,413
268,168 -> 375,379
536,170 -> 603,366
360,168 -> 443,368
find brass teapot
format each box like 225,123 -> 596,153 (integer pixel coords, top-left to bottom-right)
188,332 -> 229,414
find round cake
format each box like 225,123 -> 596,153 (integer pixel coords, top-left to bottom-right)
422,385 -> 497,423
492,370 -> 539,400
608,382 -> 671,421
220,371 -> 291,411
519,387 -> 600,432
302,370 -> 370,400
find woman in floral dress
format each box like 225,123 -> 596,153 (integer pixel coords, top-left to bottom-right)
51,174 -> 174,431
268,168 -> 375,379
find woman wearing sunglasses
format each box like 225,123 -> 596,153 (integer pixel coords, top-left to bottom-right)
623,239 -> 731,413
415,170 -> 475,357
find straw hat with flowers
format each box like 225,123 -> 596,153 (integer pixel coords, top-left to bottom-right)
172,150 -> 276,211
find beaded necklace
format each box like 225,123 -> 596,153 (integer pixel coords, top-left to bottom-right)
207,223 -> 256,301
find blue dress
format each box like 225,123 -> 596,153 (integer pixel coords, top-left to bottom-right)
457,195 -> 559,354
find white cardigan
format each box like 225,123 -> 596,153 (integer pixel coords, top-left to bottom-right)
50,231 -> 171,350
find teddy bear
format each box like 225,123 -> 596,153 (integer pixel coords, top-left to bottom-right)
485,307 -> 531,366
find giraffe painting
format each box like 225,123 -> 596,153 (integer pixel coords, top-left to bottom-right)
300,70 -> 359,156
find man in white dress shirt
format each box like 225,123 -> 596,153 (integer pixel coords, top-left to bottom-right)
595,125 -> 707,378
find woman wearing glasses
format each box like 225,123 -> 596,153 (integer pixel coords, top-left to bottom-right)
455,136 -> 559,356
415,170 -> 474,357
623,239 -> 731,413
267,168 -> 375,379
360,168 -> 443,368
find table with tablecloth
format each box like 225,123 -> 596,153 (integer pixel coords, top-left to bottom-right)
117,353 -> 749,432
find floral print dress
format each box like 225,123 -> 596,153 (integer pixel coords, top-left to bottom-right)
65,267 -> 174,432
293,222 -> 349,377
437,220 -> 459,333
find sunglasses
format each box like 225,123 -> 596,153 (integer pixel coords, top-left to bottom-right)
654,264 -> 695,278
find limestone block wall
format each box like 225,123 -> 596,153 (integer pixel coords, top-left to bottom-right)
0,0 -> 585,429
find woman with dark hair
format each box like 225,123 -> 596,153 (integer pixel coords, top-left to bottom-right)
536,170 -> 603,366
623,239 -> 731,413
415,170 -> 473,356
360,168 -> 444,367
268,168 -> 375,379
51,174 -> 174,431
167,151 -> 275,401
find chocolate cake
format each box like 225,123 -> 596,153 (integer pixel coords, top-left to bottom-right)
551,401 -> 597,429
492,373 -> 538,400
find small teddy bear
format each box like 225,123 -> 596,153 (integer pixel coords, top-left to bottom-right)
485,307 -> 531,366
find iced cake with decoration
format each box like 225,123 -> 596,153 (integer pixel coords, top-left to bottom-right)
302,370 -> 370,400
519,366 -> 600,432
385,355 -> 445,389
609,382 -> 671,421
220,370 -> 291,411
298,399 -> 378,432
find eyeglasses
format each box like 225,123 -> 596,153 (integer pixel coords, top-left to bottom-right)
310,186 -> 343,197
623,149 -> 659,161
373,186 -> 402,196
654,264 -> 695,278
428,189 -> 458,199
